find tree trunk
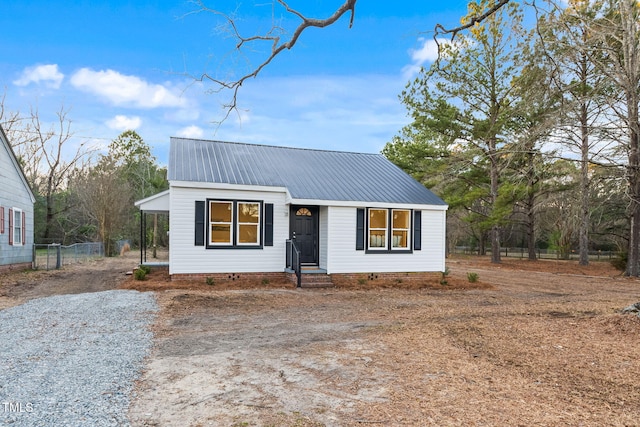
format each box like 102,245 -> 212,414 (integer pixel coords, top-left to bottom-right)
526,194 -> 537,261
525,146 -> 537,261
490,146 -> 501,264
579,101 -> 590,265
43,176 -> 55,243
626,101 -> 640,276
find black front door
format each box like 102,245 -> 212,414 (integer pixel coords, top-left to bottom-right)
291,206 -> 319,265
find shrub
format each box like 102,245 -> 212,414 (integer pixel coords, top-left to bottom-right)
467,272 -> 479,283
206,277 -> 215,286
439,267 -> 451,286
134,268 -> 147,281
261,278 -> 270,285
138,265 -> 151,275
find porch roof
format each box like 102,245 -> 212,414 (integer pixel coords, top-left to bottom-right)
134,190 -> 169,213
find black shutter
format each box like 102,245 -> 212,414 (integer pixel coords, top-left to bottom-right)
264,203 -> 274,246
195,201 -> 205,246
356,208 -> 365,250
413,210 -> 422,251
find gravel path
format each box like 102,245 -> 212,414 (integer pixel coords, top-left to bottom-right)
0,290 -> 158,426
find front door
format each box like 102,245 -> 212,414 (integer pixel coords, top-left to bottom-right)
291,206 -> 319,265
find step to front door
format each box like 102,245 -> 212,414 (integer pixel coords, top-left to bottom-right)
299,272 -> 334,288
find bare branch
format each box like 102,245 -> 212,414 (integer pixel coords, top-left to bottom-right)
434,0 -> 512,41
190,0 -> 356,121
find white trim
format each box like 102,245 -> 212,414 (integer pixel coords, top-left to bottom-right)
171,180 -> 289,195
169,181 -> 448,211
289,197 -> 449,211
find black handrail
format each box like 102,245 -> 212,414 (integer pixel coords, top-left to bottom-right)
286,239 -> 302,287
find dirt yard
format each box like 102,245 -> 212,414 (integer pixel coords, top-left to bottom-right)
2,254 -> 640,426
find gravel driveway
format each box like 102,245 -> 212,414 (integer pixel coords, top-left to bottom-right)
0,289 -> 157,426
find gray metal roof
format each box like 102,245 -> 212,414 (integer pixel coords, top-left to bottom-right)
168,138 -> 446,206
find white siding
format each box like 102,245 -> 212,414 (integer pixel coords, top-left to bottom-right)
169,186 -> 288,275
319,206 -> 328,270
326,206 -> 446,274
0,138 -> 34,266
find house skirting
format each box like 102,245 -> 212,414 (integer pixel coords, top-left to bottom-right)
0,262 -> 33,274
171,272 -> 291,286
330,272 -> 441,287
170,271 -> 441,287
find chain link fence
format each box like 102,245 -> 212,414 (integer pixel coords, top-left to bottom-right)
33,243 -> 105,270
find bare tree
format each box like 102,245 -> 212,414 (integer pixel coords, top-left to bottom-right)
26,107 -> 93,241
72,157 -> 132,256
2,103 -> 95,242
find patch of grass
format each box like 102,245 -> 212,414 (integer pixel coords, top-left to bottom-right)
206,277 -> 215,286
261,278 -> 270,285
467,272 -> 479,283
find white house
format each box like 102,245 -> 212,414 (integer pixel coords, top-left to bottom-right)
136,138 -> 448,287
0,125 -> 35,272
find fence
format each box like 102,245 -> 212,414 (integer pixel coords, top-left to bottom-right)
33,242 -> 105,270
451,246 -> 617,261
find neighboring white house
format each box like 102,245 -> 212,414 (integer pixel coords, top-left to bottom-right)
0,125 -> 35,272
136,137 -> 448,286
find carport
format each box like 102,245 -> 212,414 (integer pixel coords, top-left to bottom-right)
134,190 -> 169,266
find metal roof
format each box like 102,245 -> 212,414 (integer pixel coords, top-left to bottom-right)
168,138 -> 446,206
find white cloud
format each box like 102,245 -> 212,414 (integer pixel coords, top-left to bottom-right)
402,38 -> 450,79
70,68 -> 187,109
177,125 -> 204,138
13,64 -> 64,89
106,115 -> 142,131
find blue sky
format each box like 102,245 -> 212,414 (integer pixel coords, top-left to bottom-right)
1,0 -> 473,165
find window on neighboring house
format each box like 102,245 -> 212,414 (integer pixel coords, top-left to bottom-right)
368,209 -> 388,250
392,209 -> 410,250
207,200 -> 262,248
11,208 -> 23,245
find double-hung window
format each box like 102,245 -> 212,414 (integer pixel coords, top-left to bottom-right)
368,209 -> 388,250
237,202 -> 260,245
391,209 -> 410,250
10,208 -> 24,246
207,200 -> 262,248
359,207 -> 415,253
209,201 -> 233,245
